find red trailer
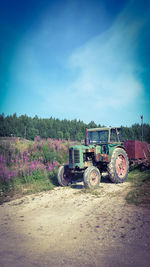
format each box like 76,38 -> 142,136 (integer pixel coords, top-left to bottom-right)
124,140 -> 150,167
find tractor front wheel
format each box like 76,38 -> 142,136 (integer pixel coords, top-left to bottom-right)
107,148 -> 129,183
83,166 -> 101,189
57,165 -> 72,186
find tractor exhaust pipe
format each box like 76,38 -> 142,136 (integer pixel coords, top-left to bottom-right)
85,128 -> 89,146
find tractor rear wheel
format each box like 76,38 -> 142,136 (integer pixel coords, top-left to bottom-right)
57,165 -> 72,186
83,166 -> 101,189
107,148 -> 129,183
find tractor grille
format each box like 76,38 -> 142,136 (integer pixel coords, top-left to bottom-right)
69,148 -> 80,165
74,150 -> 80,163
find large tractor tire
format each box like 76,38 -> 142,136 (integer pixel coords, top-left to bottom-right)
107,148 -> 129,183
83,166 -> 101,189
57,165 -> 72,187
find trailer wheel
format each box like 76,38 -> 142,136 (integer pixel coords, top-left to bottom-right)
57,165 -> 72,186
83,166 -> 101,189
108,148 -> 129,183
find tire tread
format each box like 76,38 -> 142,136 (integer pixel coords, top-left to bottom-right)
107,148 -> 129,183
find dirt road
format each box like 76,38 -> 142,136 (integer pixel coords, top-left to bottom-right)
0,178 -> 150,267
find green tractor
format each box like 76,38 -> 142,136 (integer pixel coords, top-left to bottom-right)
57,127 -> 129,189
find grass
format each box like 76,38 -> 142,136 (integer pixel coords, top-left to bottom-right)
75,186 -> 104,197
80,188 -> 101,197
126,169 -> 150,207
0,136 -> 69,204
0,169 -> 58,204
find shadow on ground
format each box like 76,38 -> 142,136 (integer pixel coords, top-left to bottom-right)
70,173 -> 112,189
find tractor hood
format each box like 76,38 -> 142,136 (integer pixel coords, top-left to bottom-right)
69,144 -> 95,169
70,144 -> 95,151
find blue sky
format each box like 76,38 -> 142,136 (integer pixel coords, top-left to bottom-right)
0,0 -> 150,126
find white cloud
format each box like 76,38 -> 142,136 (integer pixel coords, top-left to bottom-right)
67,2 -> 146,111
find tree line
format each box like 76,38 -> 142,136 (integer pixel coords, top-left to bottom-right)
0,113 -> 150,143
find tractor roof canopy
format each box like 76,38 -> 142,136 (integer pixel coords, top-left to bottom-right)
87,127 -> 121,132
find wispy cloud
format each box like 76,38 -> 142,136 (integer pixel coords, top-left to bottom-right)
67,1 -> 148,110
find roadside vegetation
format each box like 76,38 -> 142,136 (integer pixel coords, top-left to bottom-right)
126,169 -> 150,208
0,137 -> 77,204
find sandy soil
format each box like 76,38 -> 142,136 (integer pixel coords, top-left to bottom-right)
0,177 -> 150,267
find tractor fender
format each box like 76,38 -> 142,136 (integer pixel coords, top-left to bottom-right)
108,144 -> 126,158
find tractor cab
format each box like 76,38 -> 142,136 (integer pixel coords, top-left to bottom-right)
86,127 -> 122,145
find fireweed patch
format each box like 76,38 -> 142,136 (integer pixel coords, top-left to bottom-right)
0,137 -> 77,198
